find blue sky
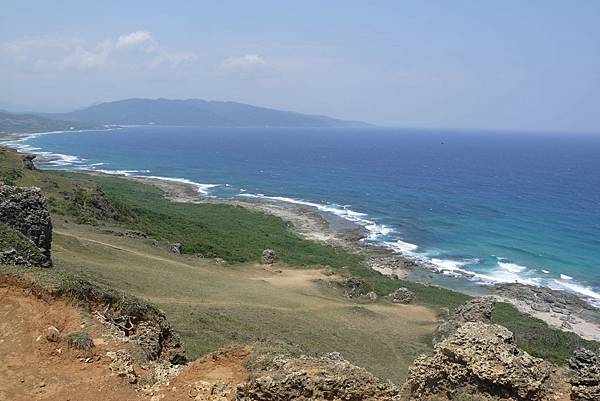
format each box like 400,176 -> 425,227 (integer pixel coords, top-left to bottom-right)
1,1 -> 599,132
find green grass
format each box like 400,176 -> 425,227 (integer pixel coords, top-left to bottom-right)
492,302 -> 599,365
57,172 -> 365,270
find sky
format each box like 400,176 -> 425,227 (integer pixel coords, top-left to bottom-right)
1,1 -> 599,133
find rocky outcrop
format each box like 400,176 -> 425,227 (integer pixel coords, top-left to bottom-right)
132,320 -> 187,365
434,297 -> 495,343
388,287 -> 415,304
261,249 -> 277,264
493,283 -> 597,315
22,153 -> 37,170
237,353 -> 401,400
570,348 -> 600,401
343,276 -> 373,299
0,185 -> 52,267
107,349 -> 137,384
406,322 -> 553,401
570,348 -> 600,372
169,243 -> 183,254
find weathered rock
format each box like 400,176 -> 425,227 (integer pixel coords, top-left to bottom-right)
107,349 -> 137,384
388,287 -> 415,304
237,353 -> 401,401
571,364 -> 600,401
406,322 -> 553,401
364,291 -> 378,302
434,297 -> 496,343
45,326 -> 60,342
22,154 -> 37,170
169,243 -> 183,254
343,276 -> 373,299
570,348 -> 600,372
261,249 -> 277,264
0,185 -> 52,267
132,320 -> 187,365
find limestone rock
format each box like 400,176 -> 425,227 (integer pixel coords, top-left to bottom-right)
388,287 -> 415,304
107,349 -> 137,384
570,364 -> 600,401
406,322 -> 553,401
45,326 -> 60,342
237,353 -> 401,400
570,348 -> 600,401
260,249 -> 277,264
343,276 -> 372,299
132,320 -> 187,365
569,348 -> 600,372
0,185 -> 52,267
22,154 -> 37,170
169,243 -> 183,254
434,297 -> 496,343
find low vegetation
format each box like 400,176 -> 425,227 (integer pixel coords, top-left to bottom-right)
492,302 -> 599,365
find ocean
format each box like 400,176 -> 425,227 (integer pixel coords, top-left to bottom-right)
5,126 -> 600,305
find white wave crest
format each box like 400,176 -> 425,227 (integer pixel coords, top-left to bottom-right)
238,193 -> 391,241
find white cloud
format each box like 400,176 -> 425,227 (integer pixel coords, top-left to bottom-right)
0,31 -> 195,70
222,54 -> 266,70
115,30 -> 153,49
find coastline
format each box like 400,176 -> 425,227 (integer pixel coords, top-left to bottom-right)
115,172 -> 600,341
2,130 -> 599,341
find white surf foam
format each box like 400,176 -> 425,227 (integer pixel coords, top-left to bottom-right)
560,274 -> 573,280
137,175 -> 219,195
497,261 -> 527,273
238,193 -> 392,241
383,239 -> 419,254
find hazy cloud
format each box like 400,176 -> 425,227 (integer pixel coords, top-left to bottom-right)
222,54 -> 266,71
0,31 -> 195,70
115,30 -> 154,49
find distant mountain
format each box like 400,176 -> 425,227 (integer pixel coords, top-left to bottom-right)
47,98 -> 370,128
0,111 -> 98,137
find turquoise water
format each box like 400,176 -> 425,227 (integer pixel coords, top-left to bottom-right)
6,126 -> 600,304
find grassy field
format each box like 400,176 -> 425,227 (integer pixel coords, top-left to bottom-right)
47,222 -> 436,383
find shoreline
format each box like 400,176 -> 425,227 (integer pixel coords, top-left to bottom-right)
1,132 -> 599,341
117,172 -> 600,341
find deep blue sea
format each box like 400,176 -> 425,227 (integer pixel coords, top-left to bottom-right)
6,126 -> 600,304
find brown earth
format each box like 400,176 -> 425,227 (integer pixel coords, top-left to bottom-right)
0,275 -> 252,401
0,275 -> 144,401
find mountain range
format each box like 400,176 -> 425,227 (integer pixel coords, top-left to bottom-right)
46,98 -> 370,128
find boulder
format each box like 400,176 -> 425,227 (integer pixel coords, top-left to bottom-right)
0,185 -> 52,267
107,350 -> 137,384
570,348 -> 600,372
570,348 -> 600,401
261,249 -> 277,264
237,353 -> 401,401
343,276 -> 372,299
434,297 -> 496,343
388,287 -> 415,304
405,322 -> 553,401
169,243 -> 183,254
365,291 -> 378,302
571,364 -> 600,401
45,326 -> 60,342
132,320 -> 187,365
22,154 -> 37,170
